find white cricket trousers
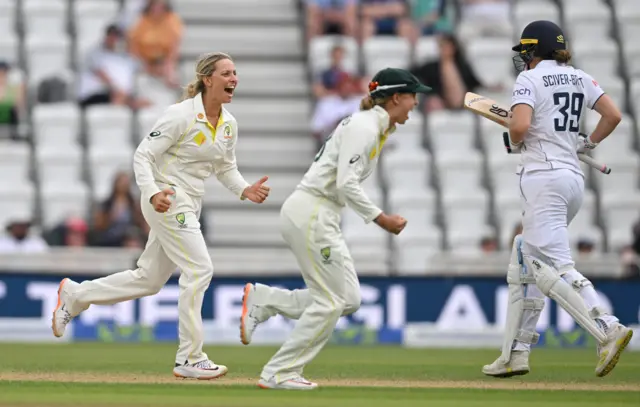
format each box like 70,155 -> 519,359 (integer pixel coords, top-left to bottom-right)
71,185 -> 214,365
519,168 -> 584,269
259,189 -> 361,383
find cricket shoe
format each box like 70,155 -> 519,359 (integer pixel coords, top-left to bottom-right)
595,323 -> 633,377
173,360 -> 228,380
240,283 -> 269,345
258,376 -> 318,390
51,278 -> 79,338
482,350 -> 530,378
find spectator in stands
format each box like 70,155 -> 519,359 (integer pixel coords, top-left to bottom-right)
128,0 -> 183,88
408,0 -> 451,39
0,61 -> 25,129
456,0 -> 513,44
620,245 -> 640,279
310,72 -> 363,148
77,24 -> 151,109
410,33 -> 492,112
480,235 -> 498,253
305,0 -> 358,40
360,0 -> 414,41
63,217 -> 90,247
90,171 -> 149,247
577,238 -> 595,254
0,218 -> 48,254
313,44 -> 361,98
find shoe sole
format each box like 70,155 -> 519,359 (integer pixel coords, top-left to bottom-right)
597,329 -> 634,378
240,283 -> 252,345
51,278 -> 69,338
257,381 -> 318,390
484,369 -> 530,378
173,368 -> 228,381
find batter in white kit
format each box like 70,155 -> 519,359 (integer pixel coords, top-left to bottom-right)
483,20 -> 633,378
239,68 -> 432,390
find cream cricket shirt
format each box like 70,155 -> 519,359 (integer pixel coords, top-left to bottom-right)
133,92 -> 251,204
298,105 -> 394,223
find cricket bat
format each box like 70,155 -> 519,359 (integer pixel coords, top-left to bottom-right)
463,92 -> 611,174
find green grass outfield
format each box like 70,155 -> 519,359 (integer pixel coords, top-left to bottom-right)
0,343 -> 639,406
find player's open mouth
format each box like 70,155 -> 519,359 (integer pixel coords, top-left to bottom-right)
224,85 -> 235,96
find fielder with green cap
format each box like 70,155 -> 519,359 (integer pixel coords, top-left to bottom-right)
238,68 -> 432,390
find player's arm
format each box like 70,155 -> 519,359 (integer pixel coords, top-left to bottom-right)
133,106 -> 185,204
508,74 -> 536,145
584,76 -> 622,145
336,123 -> 383,224
213,120 -> 251,199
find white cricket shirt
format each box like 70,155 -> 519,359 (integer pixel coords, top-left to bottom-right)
511,60 -> 604,175
133,92 -> 250,203
297,105 -> 393,223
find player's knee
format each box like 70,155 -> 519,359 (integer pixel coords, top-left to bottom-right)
560,268 -> 593,292
524,255 -> 561,296
343,290 -> 361,316
133,268 -> 166,295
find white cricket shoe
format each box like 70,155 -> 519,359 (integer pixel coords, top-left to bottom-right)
173,360 -> 228,380
482,350 -> 530,378
258,376 -> 318,390
240,283 -> 266,345
51,278 -> 79,338
595,323 -> 633,377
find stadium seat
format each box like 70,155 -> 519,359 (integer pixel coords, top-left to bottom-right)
0,33 -> 18,66
363,36 -> 411,77
234,135 -> 315,172
206,210 -> 285,246
22,0 -> 68,37
173,0 -> 297,23
0,182 -> 36,228
591,153 -> 640,195
40,182 -> 90,229
393,225 -> 444,274
448,223 -> 496,255
24,35 -> 71,84
31,102 -> 81,146
228,98 -> 310,132
87,147 -> 135,201
182,25 -> 302,59
563,0 -> 613,42
344,226 -> 390,274
72,0 -> 120,46
464,37 -> 516,85
441,188 -> 491,233
382,148 -> 432,189
136,106 -> 165,143
0,0 -> 16,35
135,74 -> 179,110
513,1 -> 561,35
85,105 -> 134,149
387,187 -> 438,227
308,35 -> 359,77
0,141 -> 31,182
487,153 -> 521,193
414,36 -> 439,65
589,76 -> 625,113
584,112 -> 635,160
436,150 -> 484,194
600,192 -> 640,251
428,111 -> 477,153
572,38 -> 619,79
494,191 -> 522,249
36,144 -> 84,187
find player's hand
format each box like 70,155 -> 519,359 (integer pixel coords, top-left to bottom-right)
503,131 -> 522,154
577,133 -> 598,153
242,176 -> 270,204
374,213 -> 407,235
151,188 -> 175,213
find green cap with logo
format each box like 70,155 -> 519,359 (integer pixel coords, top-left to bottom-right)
368,68 -> 432,97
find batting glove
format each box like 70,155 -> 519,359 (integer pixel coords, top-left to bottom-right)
503,131 -> 523,154
577,133 -> 598,153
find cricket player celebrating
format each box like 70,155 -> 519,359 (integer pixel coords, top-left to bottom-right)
482,20 -> 633,378
239,68 -> 431,390
51,52 -> 270,380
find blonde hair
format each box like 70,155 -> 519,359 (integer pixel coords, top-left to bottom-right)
552,49 -> 572,64
360,94 -> 392,111
181,52 -> 232,100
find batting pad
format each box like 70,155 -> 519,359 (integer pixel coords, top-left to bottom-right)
524,255 -> 607,344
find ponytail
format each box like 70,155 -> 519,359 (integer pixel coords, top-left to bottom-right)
183,79 -> 205,100
360,94 -> 391,111
552,49 -> 572,64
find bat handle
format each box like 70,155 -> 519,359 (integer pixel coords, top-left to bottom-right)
578,153 -> 611,174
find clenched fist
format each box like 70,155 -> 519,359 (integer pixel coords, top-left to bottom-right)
374,213 -> 407,235
151,188 -> 175,213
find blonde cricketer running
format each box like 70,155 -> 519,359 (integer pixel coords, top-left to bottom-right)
51,52 -> 271,379
238,68 -> 432,390
480,20 -> 633,379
